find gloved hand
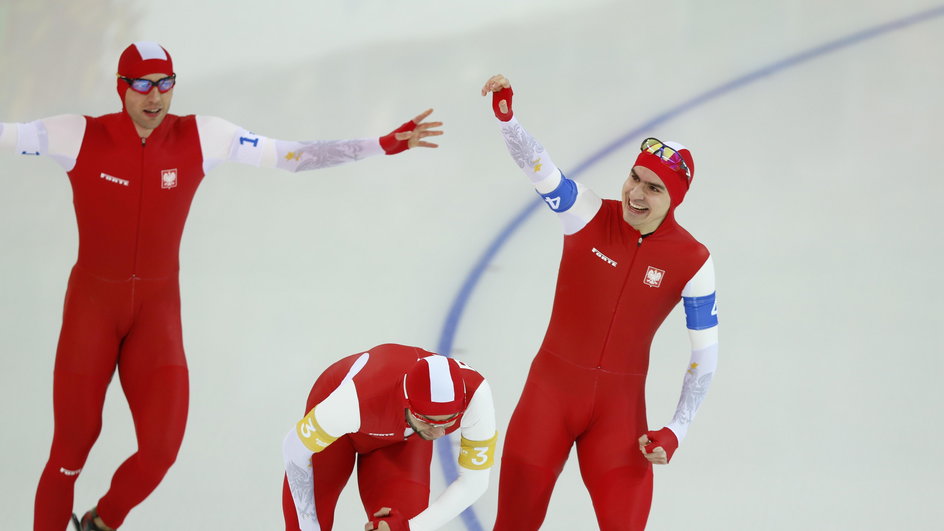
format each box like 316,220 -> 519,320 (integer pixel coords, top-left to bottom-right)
481,74 -> 514,121
365,507 -> 410,531
378,109 -> 442,155
639,427 -> 679,464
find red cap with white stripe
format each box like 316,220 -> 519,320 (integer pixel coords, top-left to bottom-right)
116,41 -> 174,99
403,355 -> 466,417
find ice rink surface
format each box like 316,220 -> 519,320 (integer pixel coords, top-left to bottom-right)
1,1 -> 943,529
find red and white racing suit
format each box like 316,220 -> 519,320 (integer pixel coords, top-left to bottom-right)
0,112 -> 398,530
490,116 -> 719,530
281,343 -> 498,531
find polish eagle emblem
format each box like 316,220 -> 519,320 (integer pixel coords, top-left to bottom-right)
644,266 -> 665,288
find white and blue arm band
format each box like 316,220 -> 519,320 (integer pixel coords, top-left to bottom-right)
683,291 -> 718,331
537,171 -> 578,212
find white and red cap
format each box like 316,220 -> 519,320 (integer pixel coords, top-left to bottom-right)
403,355 -> 467,418
116,41 -> 174,98
633,140 -> 695,208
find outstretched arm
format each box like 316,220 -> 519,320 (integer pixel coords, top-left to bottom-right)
481,74 -> 600,235
640,256 -> 719,464
1,115 -> 86,170
198,110 -> 442,175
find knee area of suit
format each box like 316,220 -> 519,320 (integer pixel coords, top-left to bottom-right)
360,479 -> 430,520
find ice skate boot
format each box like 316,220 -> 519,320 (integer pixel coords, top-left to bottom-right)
74,508 -> 113,531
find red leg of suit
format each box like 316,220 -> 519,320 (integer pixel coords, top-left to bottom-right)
493,354 -> 578,531
33,269 -> 189,530
356,435 -> 432,519
283,435 -> 357,531
575,370 -> 652,530
282,432 -> 433,530
494,352 -> 654,531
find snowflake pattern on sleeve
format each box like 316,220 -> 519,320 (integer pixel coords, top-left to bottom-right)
286,460 -> 316,522
500,122 -> 545,170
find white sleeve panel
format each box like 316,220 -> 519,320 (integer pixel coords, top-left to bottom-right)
196,115 -> 384,175
281,353 -> 370,531
457,380 -> 496,441
665,342 -> 718,443
409,468 -> 490,531
312,378 -> 361,437
2,115 -> 84,171
559,183 -> 602,235
498,117 -> 560,185
497,117 -> 602,234
196,115 -> 259,173
282,429 -> 321,531
665,254 -> 719,442
272,137 -> 383,172
681,255 -> 715,298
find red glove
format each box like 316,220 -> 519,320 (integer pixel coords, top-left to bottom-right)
379,120 -> 418,155
368,508 -> 411,531
644,427 -> 679,463
491,86 -> 514,122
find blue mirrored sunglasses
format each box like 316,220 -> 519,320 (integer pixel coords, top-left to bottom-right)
118,74 -> 176,94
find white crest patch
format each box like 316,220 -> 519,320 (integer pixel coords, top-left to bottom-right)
161,168 -> 178,189
644,266 -> 665,288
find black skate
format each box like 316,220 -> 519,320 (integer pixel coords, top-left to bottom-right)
73,509 -> 110,531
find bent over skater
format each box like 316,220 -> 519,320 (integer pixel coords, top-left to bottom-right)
0,42 -> 442,531
282,343 -> 497,531
482,74 -> 719,530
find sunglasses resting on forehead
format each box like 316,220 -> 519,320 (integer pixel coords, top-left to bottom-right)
640,137 -> 692,182
118,74 -> 176,94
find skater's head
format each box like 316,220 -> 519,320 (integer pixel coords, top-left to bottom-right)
622,138 -> 694,233
116,42 -> 175,137
403,356 -> 466,440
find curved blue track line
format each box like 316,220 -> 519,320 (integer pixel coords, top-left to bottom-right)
435,6 -> 944,530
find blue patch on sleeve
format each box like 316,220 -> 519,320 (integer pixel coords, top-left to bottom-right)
683,292 -> 718,330
536,172 -> 577,213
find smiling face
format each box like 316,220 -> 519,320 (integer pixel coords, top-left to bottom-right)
122,73 -> 173,138
621,165 -> 671,234
405,409 -> 459,441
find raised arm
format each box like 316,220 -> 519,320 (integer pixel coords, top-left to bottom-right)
481,74 -> 601,234
197,110 -> 442,175
0,115 -> 86,171
640,255 -> 719,464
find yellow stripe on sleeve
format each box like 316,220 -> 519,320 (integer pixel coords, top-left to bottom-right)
295,407 -> 339,453
458,432 -> 498,470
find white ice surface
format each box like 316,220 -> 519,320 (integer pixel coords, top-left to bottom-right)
1,1 -> 943,529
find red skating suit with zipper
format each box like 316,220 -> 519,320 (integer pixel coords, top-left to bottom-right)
491,115 -> 719,531
0,106 -> 405,531
543,202 -> 708,374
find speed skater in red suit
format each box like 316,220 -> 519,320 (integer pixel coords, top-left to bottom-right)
281,343 -> 498,531
0,42 -> 443,531
481,74 -> 719,530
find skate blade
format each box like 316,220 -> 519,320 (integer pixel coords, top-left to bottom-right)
71,513 -> 81,531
